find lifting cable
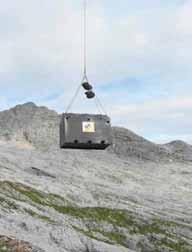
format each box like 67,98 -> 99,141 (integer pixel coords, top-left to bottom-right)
83,0 -> 88,81
65,0 -> 108,116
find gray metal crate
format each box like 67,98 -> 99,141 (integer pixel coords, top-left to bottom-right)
60,113 -> 112,149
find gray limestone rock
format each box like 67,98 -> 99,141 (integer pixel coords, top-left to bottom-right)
0,103 -> 191,252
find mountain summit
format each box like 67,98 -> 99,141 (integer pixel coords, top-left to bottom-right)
0,102 -> 191,161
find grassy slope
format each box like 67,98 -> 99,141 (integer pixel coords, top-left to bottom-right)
0,181 -> 191,251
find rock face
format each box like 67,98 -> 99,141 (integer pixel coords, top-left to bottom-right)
0,235 -> 43,252
163,140 -> 192,162
0,102 -> 59,148
111,127 -> 171,162
0,102 -> 191,162
0,103 -> 192,252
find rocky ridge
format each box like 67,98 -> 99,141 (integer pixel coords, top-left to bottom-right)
0,102 -> 191,162
0,103 -> 191,252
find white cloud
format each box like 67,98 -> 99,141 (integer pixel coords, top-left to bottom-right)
111,96 -> 192,120
0,0 -> 191,143
1,0 -> 192,85
110,95 -> 192,143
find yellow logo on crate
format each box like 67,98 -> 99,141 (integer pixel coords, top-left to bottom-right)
82,122 -> 95,133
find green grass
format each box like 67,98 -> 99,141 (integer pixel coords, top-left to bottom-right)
157,238 -> 192,252
52,205 -> 135,227
0,196 -> 19,211
0,181 -> 70,207
74,226 -> 127,247
0,180 -> 191,251
0,241 -> 8,252
24,209 -> 55,224
100,231 -> 127,247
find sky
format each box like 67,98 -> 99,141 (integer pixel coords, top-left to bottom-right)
0,0 -> 192,143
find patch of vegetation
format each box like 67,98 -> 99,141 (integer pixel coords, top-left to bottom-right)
52,205 -> 135,227
0,181 -> 70,207
72,212 -> 192,250
0,181 -> 191,251
131,220 -> 168,235
74,226 -> 127,247
100,231 -> 127,247
0,240 -> 8,252
73,226 -> 105,243
131,218 -> 192,237
24,209 -> 55,224
157,237 -> 191,252
0,181 -> 133,228
0,181 -> 70,224
0,196 -> 19,211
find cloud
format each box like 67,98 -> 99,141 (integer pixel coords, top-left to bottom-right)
0,0 -> 191,143
1,0 -> 191,85
111,95 -> 192,142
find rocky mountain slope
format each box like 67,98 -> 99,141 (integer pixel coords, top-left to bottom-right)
0,103 -> 192,252
0,102 -> 191,162
163,140 -> 192,162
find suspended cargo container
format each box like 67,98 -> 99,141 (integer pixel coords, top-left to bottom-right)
59,1 -> 113,150
60,113 -> 112,149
